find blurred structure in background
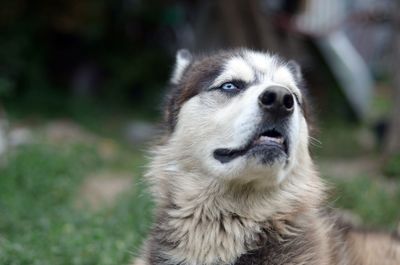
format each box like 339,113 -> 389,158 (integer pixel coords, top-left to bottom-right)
384,0 -> 400,159
0,0 -> 399,160
194,0 -> 396,116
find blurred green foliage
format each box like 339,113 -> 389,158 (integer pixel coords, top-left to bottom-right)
383,153 -> 400,178
0,0 -> 177,116
330,176 -> 400,229
311,121 -> 370,159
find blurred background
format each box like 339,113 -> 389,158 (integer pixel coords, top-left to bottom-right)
0,0 -> 399,264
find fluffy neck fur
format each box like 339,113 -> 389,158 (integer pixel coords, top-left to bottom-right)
144,142 -> 327,265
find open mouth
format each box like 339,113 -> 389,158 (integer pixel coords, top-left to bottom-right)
213,128 -> 288,164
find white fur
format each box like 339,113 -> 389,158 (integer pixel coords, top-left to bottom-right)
244,50 -> 276,75
170,51 -> 306,186
212,57 -> 255,87
171,49 -> 192,84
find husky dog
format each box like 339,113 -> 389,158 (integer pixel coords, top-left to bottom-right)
134,49 -> 400,265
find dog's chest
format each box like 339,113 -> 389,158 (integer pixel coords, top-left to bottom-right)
154,208 -> 321,265
157,211 -> 261,264
233,228 -> 318,265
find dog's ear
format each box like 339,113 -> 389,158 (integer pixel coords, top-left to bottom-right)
170,49 -> 192,84
287,60 -> 302,83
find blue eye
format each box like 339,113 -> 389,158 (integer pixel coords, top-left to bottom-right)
221,82 -> 238,91
215,80 -> 245,93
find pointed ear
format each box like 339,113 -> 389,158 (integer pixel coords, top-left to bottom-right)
170,49 -> 192,84
287,60 -> 302,82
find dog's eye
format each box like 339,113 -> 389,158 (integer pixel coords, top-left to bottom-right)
221,82 -> 237,90
218,81 -> 245,93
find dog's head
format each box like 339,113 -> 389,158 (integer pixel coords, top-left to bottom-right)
162,49 -> 312,187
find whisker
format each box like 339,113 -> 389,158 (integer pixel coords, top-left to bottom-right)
309,136 -> 322,148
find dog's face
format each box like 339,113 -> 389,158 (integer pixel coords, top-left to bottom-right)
164,49 -> 311,187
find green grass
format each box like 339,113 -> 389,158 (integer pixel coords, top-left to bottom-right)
0,143 -> 153,265
328,176 -> 400,229
0,121 -> 399,264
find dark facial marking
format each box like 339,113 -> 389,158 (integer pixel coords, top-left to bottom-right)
164,54 -> 228,132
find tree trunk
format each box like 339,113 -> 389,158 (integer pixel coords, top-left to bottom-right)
193,0 -> 280,52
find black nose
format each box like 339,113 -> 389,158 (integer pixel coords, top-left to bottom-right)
258,86 -> 294,118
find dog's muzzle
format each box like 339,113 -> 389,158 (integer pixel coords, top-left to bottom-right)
213,86 -> 294,164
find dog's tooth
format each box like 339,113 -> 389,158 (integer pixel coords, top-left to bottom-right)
253,135 -> 284,144
256,135 -> 284,145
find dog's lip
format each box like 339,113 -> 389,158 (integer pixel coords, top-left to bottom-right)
213,128 -> 288,164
